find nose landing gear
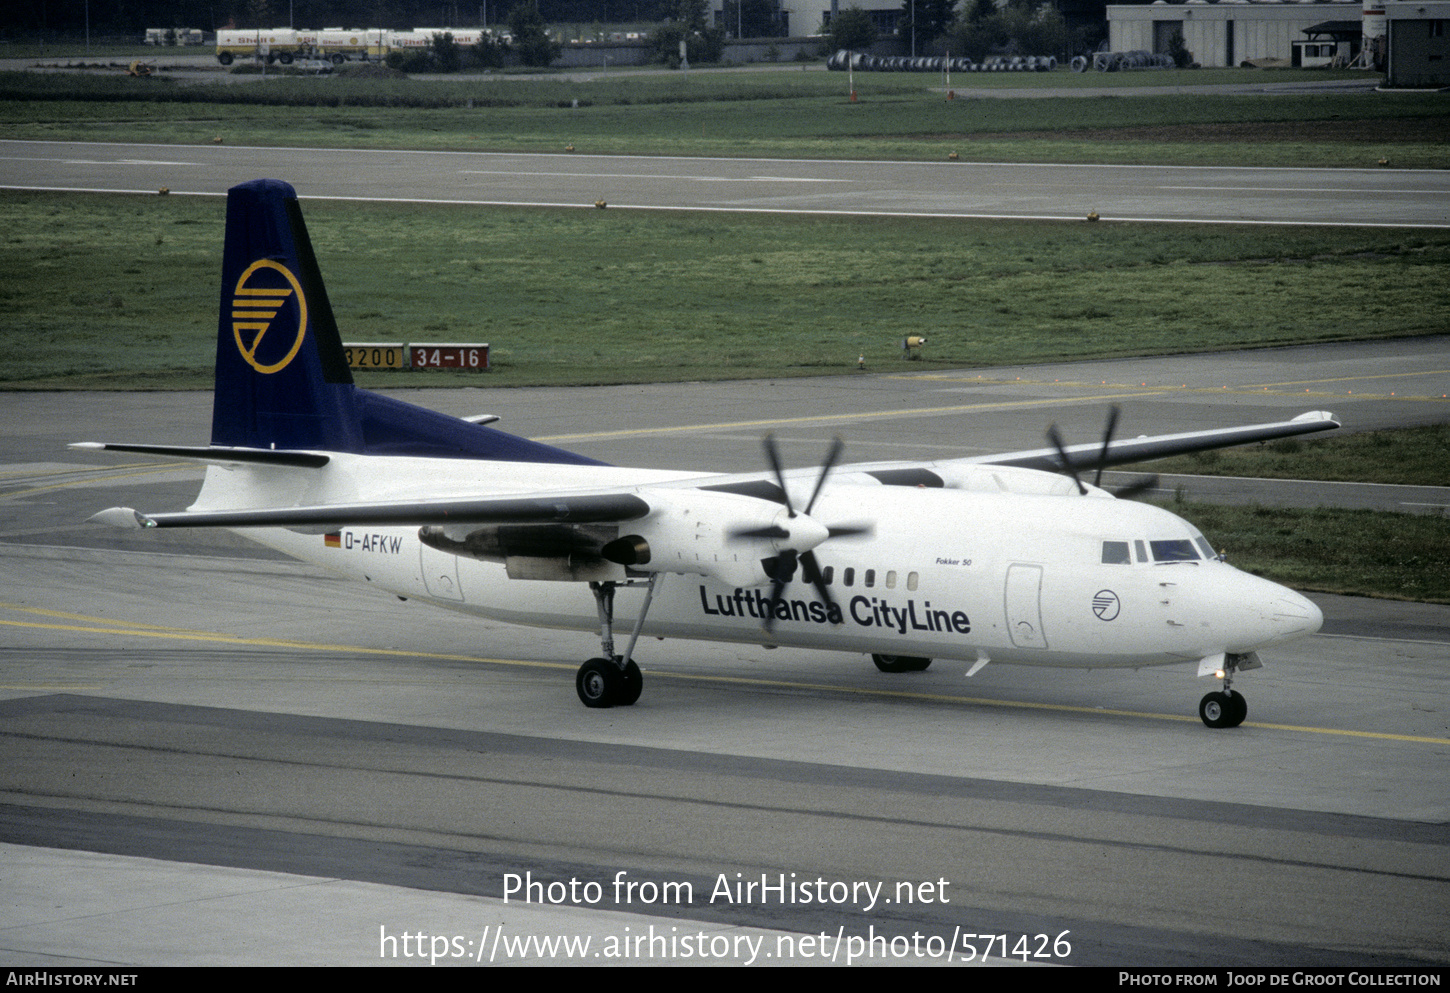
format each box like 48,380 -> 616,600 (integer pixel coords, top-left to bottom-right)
1198,651 -> 1256,728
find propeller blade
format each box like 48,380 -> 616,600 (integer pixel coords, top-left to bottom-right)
762,434 -> 794,517
751,432 -> 868,632
1112,474 -> 1161,500
761,549 -> 798,633
1094,405 -> 1120,488
1047,424 -> 1087,495
802,436 -> 845,517
799,550 -> 839,620
730,524 -> 790,541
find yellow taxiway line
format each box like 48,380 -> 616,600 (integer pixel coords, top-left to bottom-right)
2,601 -> 1443,746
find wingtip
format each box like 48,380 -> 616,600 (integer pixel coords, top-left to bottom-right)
88,507 -> 156,529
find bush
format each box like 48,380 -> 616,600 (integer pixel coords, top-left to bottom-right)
650,23 -> 726,67
509,1 -> 562,67
823,7 -> 877,53
430,32 -> 462,74
471,36 -> 507,69
946,3 -> 1069,60
1167,31 -> 1193,68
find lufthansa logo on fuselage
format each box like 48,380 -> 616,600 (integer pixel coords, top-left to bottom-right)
232,258 -> 307,374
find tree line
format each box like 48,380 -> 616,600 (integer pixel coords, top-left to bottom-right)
827,0 -> 1104,61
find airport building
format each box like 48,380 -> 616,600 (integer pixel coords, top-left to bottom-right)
706,0 -> 913,39
1106,2 -> 1362,67
1382,0 -> 1450,86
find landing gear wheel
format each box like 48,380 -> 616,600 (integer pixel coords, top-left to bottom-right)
1226,689 -> 1247,727
618,658 -> 643,706
1199,690 -> 1247,729
577,657 -> 622,708
872,653 -> 932,673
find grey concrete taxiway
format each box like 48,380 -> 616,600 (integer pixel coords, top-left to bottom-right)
4,138 -> 1448,227
1,338 -> 1447,967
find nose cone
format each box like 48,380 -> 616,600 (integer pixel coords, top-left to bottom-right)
1270,588 -> 1323,642
1220,573 -> 1323,652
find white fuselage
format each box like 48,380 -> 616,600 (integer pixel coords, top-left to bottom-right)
194,453 -> 1322,671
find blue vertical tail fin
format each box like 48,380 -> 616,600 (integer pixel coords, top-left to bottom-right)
212,179 -> 357,451
211,179 -> 601,465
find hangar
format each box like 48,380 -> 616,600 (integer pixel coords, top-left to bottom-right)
1107,2 -> 1362,67
1383,0 -> 1450,86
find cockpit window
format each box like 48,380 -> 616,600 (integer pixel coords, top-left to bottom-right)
1101,541 -> 1131,564
1195,536 -> 1217,560
1150,539 -> 1199,562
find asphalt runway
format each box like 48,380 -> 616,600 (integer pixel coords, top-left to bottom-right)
4,138 -> 1448,227
1,339 -> 1447,966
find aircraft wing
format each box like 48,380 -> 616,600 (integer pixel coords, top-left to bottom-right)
812,410 -> 1341,482
975,410 -> 1341,473
82,410 -> 1341,529
642,410 -> 1342,495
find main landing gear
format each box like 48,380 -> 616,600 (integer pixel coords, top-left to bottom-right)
577,576 -> 661,708
1199,653 -> 1252,728
872,653 -> 932,673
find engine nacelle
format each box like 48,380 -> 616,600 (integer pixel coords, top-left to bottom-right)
601,489 -> 799,589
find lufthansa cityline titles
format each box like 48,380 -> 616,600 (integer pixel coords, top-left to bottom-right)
698,585 -> 971,634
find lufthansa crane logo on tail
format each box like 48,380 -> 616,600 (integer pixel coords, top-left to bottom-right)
232,259 -> 308,374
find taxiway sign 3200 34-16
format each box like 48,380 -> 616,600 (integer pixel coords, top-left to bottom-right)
81,179 -> 1335,728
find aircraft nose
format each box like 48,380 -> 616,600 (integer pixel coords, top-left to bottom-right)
1268,589 -> 1323,641
1212,571 -> 1323,653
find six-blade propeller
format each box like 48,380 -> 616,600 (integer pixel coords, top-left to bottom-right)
730,434 -> 870,632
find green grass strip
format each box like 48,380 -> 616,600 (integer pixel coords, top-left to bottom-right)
3,191 -> 1446,389
1,67 -> 1446,168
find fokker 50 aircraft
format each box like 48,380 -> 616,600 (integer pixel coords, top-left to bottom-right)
82,179 -> 1337,728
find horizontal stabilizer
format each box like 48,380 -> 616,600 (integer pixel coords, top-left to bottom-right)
70,442 -> 329,468
88,492 -> 652,531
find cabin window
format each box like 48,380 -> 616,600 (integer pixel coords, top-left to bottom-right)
885,570 -> 897,589
864,569 -> 876,588
1101,541 -> 1131,564
906,571 -> 919,591
1150,539 -> 1199,562
821,565 -> 834,585
843,567 -> 855,587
